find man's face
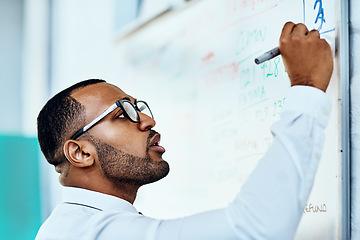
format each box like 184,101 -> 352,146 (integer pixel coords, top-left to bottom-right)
71,82 -> 169,186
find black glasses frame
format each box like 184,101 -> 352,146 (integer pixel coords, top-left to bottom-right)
70,99 -> 153,140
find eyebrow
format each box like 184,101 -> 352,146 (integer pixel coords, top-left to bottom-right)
120,97 -> 131,101
119,96 -> 135,103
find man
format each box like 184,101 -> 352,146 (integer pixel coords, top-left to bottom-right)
36,22 -> 333,239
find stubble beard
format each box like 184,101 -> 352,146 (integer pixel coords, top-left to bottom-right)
87,133 -> 170,187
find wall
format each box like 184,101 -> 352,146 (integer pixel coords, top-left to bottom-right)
0,135 -> 41,240
0,0 -> 23,133
0,0 -> 47,238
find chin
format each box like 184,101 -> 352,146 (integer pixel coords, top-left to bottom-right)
149,151 -> 166,162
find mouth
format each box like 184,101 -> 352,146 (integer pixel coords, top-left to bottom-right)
148,133 -> 166,153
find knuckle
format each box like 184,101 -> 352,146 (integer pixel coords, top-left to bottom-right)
310,29 -> 320,34
296,23 -> 309,30
279,37 -> 288,44
296,23 -> 306,28
279,38 -> 289,50
290,35 -> 302,44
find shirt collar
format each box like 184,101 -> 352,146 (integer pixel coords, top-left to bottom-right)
62,186 -> 138,213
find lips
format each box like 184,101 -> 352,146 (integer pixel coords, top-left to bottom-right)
148,133 -> 166,153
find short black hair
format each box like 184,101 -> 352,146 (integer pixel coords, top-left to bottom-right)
37,79 -> 106,166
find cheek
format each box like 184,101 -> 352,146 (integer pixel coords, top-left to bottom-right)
92,121 -> 147,157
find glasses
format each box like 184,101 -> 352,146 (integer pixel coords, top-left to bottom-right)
71,99 -> 153,140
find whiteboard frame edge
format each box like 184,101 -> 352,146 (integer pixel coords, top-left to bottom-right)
338,0 -> 351,239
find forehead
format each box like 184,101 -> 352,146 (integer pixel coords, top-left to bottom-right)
71,82 -> 134,119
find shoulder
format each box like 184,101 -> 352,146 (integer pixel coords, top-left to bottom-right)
36,204 -> 159,239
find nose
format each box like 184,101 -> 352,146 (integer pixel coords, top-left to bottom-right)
138,112 -> 156,131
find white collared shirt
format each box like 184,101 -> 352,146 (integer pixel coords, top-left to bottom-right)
36,86 -> 331,240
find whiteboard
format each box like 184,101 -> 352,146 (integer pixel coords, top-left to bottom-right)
112,0 -> 349,239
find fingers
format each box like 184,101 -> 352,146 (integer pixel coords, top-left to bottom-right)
292,23 -> 309,36
280,23 -> 307,53
279,23 -> 320,53
281,22 -> 321,41
280,22 -> 295,39
307,29 -> 321,38
278,22 -> 333,92
281,22 -> 310,38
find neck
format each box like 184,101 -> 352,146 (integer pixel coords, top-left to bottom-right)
62,167 -> 140,204
65,181 -> 140,204
100,181 -> 140,204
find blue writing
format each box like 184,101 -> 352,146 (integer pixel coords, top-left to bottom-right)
314,0 -> 326,31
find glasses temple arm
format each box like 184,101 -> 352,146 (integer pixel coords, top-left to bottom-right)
70,103 -> 118,140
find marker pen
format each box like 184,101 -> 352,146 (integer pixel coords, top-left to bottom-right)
254,47 -> 280,64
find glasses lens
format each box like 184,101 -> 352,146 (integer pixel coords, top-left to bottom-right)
122,101 -> 139,122
137,101 -> 154,119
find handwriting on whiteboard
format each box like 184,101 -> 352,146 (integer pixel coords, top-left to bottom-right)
202,62 -> 239,89
313,0 -> 326,31
304,0 -> 334,34
303,203 -> 327,214
226,0 -> 279,14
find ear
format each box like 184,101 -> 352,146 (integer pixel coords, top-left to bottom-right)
63,139 -> 97,168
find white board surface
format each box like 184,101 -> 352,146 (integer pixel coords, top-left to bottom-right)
113,0 -> 347,239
